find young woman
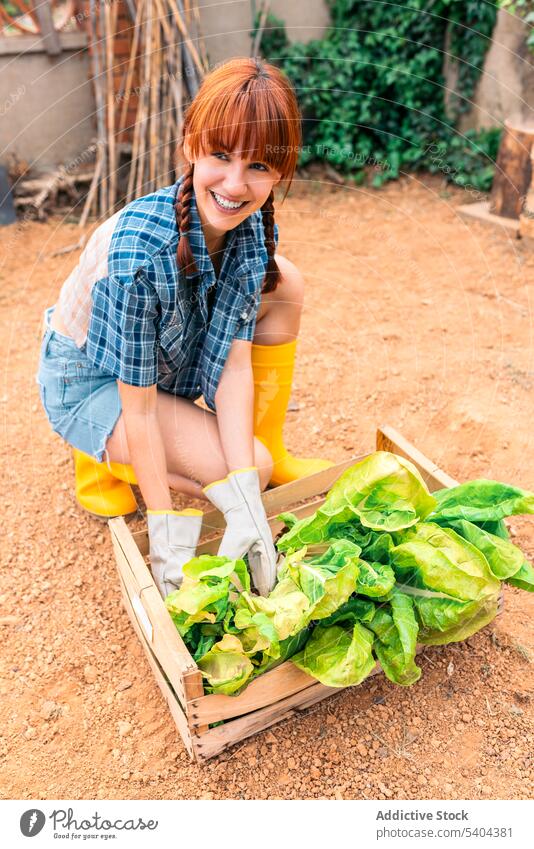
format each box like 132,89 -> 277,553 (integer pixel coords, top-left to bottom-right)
36,57 -> 331,599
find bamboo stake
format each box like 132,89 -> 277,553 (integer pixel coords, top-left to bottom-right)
105,0 -> 118,212
167,0 -> 205,77
252,0 -> 270,57
135,3 -> 151,199
79,149 -> 103,228
117,0 -> 145,141
148,16 -> 160,191
88,0 -> 107,218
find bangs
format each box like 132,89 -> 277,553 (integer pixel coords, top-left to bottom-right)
183,60 -> 301,183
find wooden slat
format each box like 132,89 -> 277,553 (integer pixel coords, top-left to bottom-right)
109,518 -> 198,694
376,425 -> 459,491
116,571 -> 194,759
191,679 -> 340,761
183,670 -> 209,734
111,533 -> 189,707
187,660 -> 318,727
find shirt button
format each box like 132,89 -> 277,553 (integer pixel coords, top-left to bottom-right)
240,311 -> 248,320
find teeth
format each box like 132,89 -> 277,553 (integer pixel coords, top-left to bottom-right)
212,191 -> 244,210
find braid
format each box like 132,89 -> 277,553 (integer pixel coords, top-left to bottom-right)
175,164 -> 198,275
261,190 -> 281,293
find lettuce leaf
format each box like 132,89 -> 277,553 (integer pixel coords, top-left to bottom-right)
431,480 -> 534,523
367,591 -> 421,685
292,622 -> 376,687
197,634 -> 255,695
277,452 -> 437,550
356,559 -> 396,598
391,523 -> 501,644
280,540 -> 361,621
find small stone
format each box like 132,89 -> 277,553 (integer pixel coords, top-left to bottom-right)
83,665 -> 98,684
462,712 -> 472,723
116,680 -> 133,692
326,714 -> 337,726
356,743 -> 368,758
24,727 -> 37,739
310,766 -> 321,779
118,721 -> 132,737
278,772 -> 291,785
287,757 -> 297,770
40,700 -> 59,721
200,792 -> 213,800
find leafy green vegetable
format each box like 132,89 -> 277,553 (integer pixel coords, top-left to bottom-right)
292,622 -> 376,687
165,556 -> 248,637
280,540 -> 361,621
277,452 -> 437,550
197,634 -> 254,695
431,481 -> 534,523
507,560 -> 534,592
367,591 -> 421,686
356,559 -> 396,598
431,518 -> 524,581
165,454 -> 533,697
391,523 -> 501,644
320,597 -> 376,627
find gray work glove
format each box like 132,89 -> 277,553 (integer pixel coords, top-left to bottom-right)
203,467 -> 277,597
147,509 -> 203,599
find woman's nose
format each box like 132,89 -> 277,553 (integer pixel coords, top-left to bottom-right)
222,163 -> 248,198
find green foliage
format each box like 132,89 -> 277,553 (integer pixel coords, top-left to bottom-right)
258,0 -> 500,188
500,0 -> 534,52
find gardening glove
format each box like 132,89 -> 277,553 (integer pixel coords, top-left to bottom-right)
203,467 -> 277,597
147,509 -> 203,599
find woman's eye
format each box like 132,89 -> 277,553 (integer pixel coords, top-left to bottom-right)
250,162 -> 268,171
212,152 -> 229,161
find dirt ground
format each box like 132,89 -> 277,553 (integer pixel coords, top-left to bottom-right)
0,175 -> 532,801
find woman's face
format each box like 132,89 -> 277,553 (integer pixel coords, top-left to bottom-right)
185,142 -> 281,243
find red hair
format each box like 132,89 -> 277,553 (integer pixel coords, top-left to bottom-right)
174,57 -> 301,292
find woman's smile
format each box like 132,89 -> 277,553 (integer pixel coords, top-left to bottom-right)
209,189 -> 249,214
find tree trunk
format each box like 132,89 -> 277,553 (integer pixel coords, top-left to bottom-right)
490,120 -> 534,219
519,148 -> 534,241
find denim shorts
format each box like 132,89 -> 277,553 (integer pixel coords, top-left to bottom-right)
36,307 -> 121,463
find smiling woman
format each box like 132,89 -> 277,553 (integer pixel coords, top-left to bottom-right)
36,57 -> 332,602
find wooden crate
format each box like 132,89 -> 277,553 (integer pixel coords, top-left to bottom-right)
109,425 -> 460,762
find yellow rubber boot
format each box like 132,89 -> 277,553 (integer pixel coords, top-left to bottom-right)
73,449 -> 138,518
251,340 -> 333,487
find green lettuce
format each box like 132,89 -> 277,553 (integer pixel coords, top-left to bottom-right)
506,560 -> 534,592
356,559 -> 396,598
197,634 -> 255,695
391,523 -> 501,644
277,452 -> 437,551
367,591 -> 421,686
431,480 -> 534,523
279,540 -> 361,621
431,518 -> 524,581
292,621 -> 376,687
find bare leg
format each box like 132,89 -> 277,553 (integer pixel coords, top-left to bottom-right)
254,254 -> 304,343
105,391 -> 273,497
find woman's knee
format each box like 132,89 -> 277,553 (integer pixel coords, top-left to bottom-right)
254,438 -> 273,490
275,254 -> 305,311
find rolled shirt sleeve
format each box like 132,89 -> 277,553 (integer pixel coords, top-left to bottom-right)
86,269 -> 160,386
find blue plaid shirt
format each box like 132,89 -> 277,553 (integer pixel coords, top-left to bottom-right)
86,178 -> 275,411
